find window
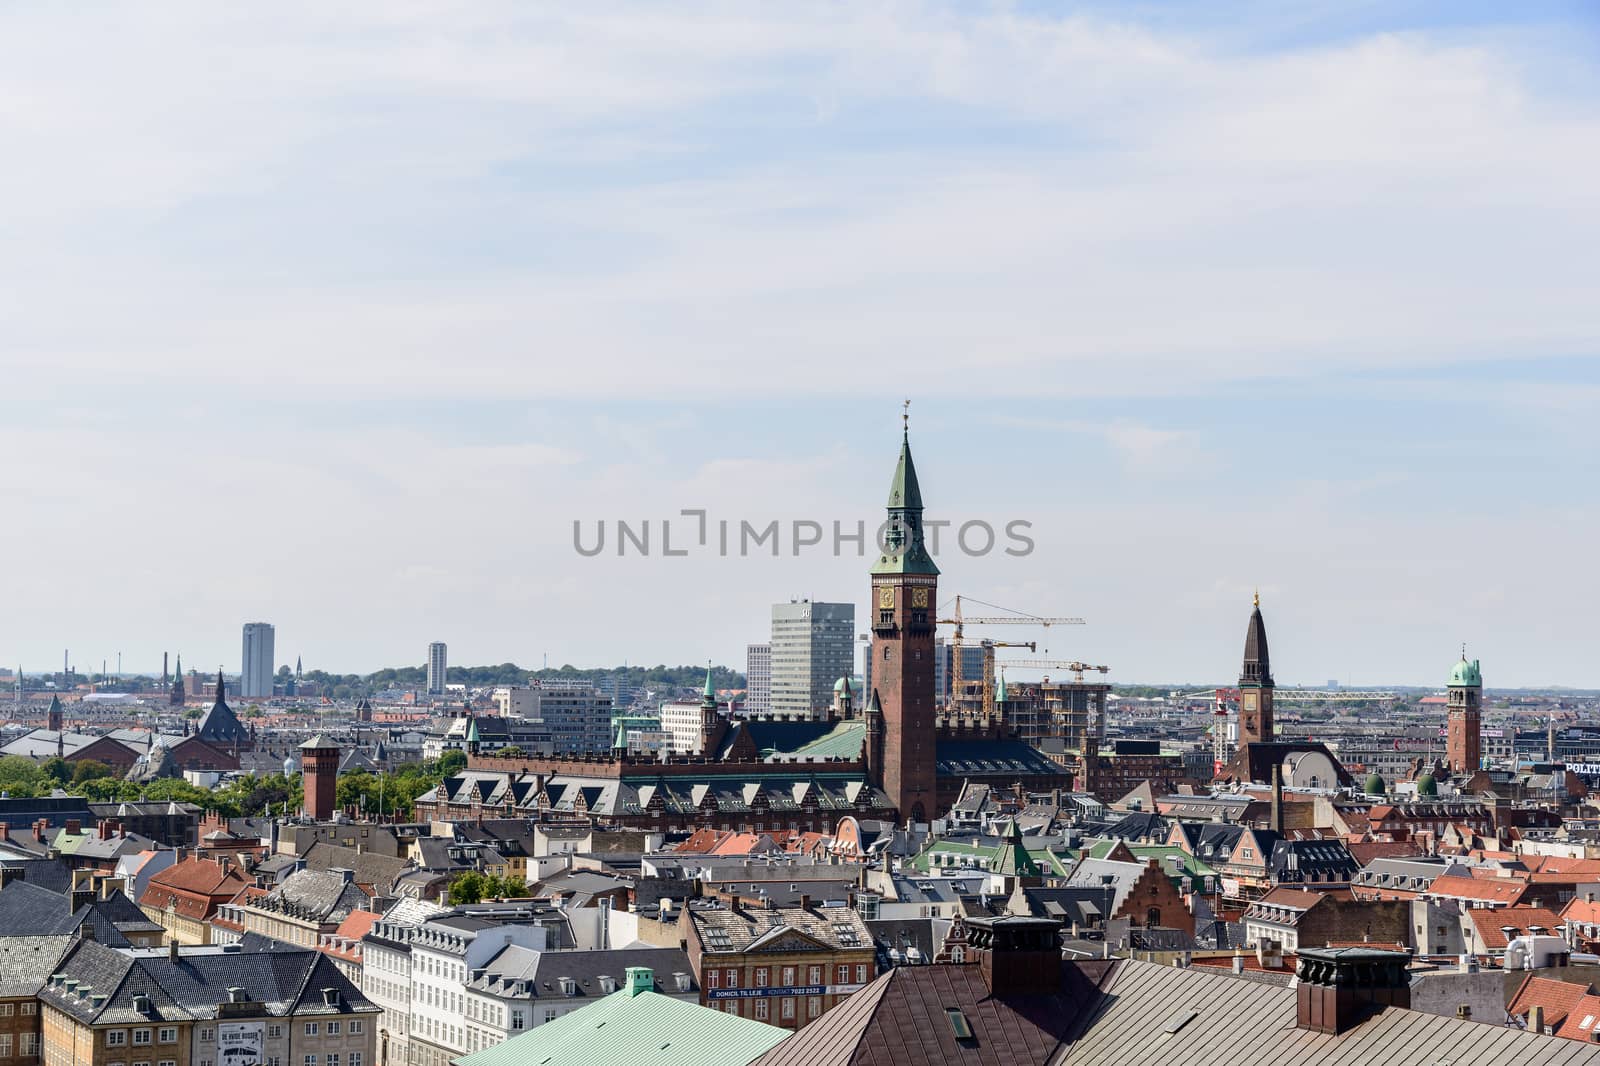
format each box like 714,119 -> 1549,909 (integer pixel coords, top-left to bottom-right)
511,1011 -> 525,1031
18,1004 -> 33,1017
855,965 -> 868,983
160,1061 -> 176,1066
780,998 -> 796,1020
304,1056 -> 317,1066
754,1001 -> 769,1021
158,1028 -> 177,1044
951,946 -> 966,964
305,1024 -> 319,1037
808,966 -> 822,986
808,997 -> 821,1018
199,1029 -> 214,1043
836,965 -> 849,984
707,969 -> 720,990
544,1009 -> 558,1024
135,1029 -> 153,1045
349,1022 -> 363,1035
327,1022 -> 341,1036
781,966 -> 795,987
328,1056 -> 340,1066
754,967 -> 769,987
724,969 -> 738,989
0,1034 -> 12,1057
107,1032 -> 128,1048
19,1036 -> 38,1056
0,1005 -> 11,1017
268,1026 -> 282,1040
350,1056 -> 362,1066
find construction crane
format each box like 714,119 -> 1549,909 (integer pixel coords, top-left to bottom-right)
938,595 -> 1085,716
995,660 -> 1110,684
963,640 -> 1036,717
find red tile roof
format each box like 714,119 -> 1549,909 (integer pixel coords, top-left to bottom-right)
1423,877 -> 1529,905
1509,974 -> 1595,1029
1466,906 -> 1563,950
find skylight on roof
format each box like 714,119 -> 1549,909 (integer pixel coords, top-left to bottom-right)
946,1008 -> 973,1040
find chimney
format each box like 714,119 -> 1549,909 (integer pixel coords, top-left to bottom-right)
965,890 -> 1063,997
1271,764 -> 1284,835
626,966 -> 654,997
1232,952 -> 1244,975
97,821 -> 111,841
0,822 -> 8,842
1296,948 -> 1410,1034
66,819 -> 81,836
1530,1005 -> 1545,1034
168,938 -> 180,962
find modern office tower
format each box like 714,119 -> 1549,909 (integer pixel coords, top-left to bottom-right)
770,600 -> 855,719
499,680 -> 613,754
240,622 -> 275,699
745,643 -> 772,715
427,641 -> 449,695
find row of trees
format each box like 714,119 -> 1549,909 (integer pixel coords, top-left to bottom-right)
297,663 -> 745,701
0,752 -> 472,821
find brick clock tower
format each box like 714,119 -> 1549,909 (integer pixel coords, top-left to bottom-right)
1238,592 -> 1275,744
301,734 -> 339,822
869,419 -> 939,826
1445,649 -> 1482,774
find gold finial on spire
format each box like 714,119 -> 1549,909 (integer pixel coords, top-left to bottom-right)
1253,588 -> 1260,608
902,398 -> 910,438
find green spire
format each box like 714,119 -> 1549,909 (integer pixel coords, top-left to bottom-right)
466,717 -> 480,743
703,662 -> 715,700
996,670 -> 1007,704
871,418 -> 940,577
614,721 -> 628,750
886,433 -> 924,511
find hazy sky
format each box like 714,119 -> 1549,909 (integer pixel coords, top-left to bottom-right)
3,3 -> 1598,688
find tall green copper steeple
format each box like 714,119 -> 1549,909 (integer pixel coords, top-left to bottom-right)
872,404 -> 939,576
701,662 -> 716,710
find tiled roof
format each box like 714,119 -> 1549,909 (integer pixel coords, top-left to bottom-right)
1422,877 -> 1529,905
688,903 -> 872,956
1509,974 -> 1595,1029
40,938 -> 379,1025
1466,906 -> 1563,950
0,934 -> 75,998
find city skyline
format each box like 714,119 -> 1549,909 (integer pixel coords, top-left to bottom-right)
4,4 -> 1598,687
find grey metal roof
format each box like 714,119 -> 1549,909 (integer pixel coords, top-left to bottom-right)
1055,958 -> 1600,1065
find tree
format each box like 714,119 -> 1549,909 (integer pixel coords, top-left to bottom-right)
40,757 -> 71,785
497,745 -> 525,758
437,750 -> 468,777
184,708 -> 202,719
448,871 -> 489,905
71,760 -> 113,784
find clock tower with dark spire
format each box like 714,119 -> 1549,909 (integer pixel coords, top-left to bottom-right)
869,406 -> 939,825
1238,591 -> 1275,744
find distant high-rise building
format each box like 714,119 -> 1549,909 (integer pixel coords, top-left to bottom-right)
745,643 -> 771,715
498,680 -> 613,754
770,600 -> 855,719
240,622 -> 275,699
427,642 -> 448,695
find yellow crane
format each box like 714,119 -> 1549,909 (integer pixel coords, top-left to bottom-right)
995,660 -> 1110,684
938,595 -> 1086,715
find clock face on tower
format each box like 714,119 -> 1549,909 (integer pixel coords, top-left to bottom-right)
1243,693 -> 1258,712
911,587 -> 929,609
878,586 -> 895,609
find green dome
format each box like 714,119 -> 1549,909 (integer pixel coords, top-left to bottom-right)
1449,657 -> 1481,687
834,676 -> 852,694
1364,773 -> 1385,796
1416,774 -> 1438,797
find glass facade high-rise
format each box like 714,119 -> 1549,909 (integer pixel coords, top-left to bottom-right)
240,622 -> 275,699
769,600 -> 854,720
427,641 -> 448,695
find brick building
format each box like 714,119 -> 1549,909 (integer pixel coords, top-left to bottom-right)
137,855 -> 252,945
683,902 -> 876,1030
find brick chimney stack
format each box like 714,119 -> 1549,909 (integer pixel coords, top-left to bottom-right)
1295,947 -> 1410,1035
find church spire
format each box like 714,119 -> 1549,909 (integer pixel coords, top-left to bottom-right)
215,668 -> 228,707
1240,597 -> 1272,687
873,408 -> 938,576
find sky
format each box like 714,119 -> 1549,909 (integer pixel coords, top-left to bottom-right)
2,2 -> 1598,688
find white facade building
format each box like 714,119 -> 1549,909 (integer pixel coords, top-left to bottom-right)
659,700 -> 708,754
408,916 -> 548,1066
361,898 -> 447,1066
745,643 -> 771,715
241,622 -> 276,698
